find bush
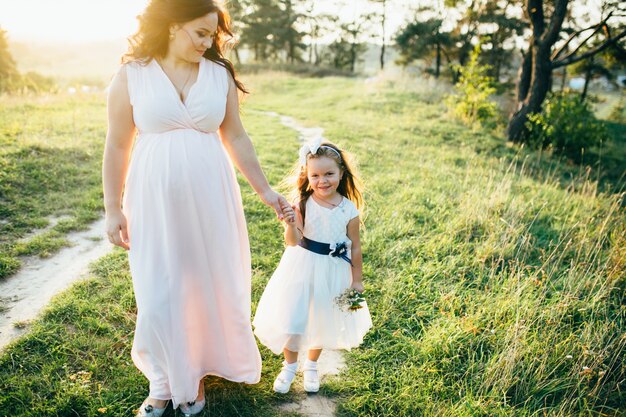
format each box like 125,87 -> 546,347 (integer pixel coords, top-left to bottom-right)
0,71 -> 57,94
445,44 -> 498,129
525,91 -> 610,162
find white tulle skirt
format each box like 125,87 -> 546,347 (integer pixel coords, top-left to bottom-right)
253,245 -> 372,355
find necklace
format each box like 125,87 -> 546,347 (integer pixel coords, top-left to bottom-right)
158,59 -> 194,101
313,194 -> 344,210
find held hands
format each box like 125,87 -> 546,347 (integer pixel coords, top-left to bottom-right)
281,204 -> 296,225
260,189 -> 291,222
105,209 -> 130,250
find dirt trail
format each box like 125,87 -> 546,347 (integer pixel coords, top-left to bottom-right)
0,217 -> 111,350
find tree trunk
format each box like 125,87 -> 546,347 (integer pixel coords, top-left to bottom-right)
350,42 -> 356,72
435,42 -> 441,78
560,66 -> 566,91
517,47 -> 533,103
380,0 -> 386,70
581,57 -> 593,102
508,43 -> 553,142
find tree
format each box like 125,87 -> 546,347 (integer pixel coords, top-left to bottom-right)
274,0 -> 307,63
507,0 -> 626,143
0,28 -> 18,92
474,1 -> 526,81
238,0 -> 277,61
395,1 -> 525,81
396,17 -> 453,78
369,0 -> 388,70
324,12 -> 375,72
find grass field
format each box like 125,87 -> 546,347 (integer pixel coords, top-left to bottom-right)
0,72 -> 624,416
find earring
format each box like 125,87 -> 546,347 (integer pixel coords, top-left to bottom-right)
169,32 -> 175,40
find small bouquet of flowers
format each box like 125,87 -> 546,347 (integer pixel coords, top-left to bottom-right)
334,288 -> 366,312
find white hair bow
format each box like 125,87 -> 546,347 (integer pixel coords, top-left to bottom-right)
298,137 -> 323,165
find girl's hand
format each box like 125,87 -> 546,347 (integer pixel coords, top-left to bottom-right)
260,189 -> 290,221
350,281 -> 365,293
105,209 -> 130,250
282,205 -> 296,224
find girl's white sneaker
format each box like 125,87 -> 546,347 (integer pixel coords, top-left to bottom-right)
136,399 -> 169,417
179,397 -> 206,416
302,359 -> 320,393
273,360 -> 298,394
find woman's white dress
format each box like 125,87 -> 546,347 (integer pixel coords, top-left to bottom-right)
253,197 -> 372,354
122,58 -> 261,408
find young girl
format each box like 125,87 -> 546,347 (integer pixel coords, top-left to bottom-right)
253,139 -> 372,394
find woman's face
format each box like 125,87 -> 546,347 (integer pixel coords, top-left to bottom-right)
169,12 -> 218,62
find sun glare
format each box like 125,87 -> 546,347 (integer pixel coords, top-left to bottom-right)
0,0 -> 147,42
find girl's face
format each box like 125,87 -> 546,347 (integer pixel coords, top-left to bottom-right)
169,12 -> 218,62
307,156 -> 343,199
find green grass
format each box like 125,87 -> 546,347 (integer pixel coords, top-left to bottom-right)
0,94 -> 106,278
0,73 -> 624,416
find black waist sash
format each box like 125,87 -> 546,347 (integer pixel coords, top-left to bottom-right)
298,236 -> 353,266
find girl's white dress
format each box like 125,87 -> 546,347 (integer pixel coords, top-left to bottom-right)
253,196 -> 372,354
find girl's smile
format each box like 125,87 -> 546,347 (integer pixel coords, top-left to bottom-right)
307,156 -> 343,201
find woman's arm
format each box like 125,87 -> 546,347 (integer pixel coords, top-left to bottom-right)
347,217 -> 364,292
102,65 -> 136,250
218,73 -> 288,219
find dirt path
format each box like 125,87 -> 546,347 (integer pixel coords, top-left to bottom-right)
0,217 -> 111,350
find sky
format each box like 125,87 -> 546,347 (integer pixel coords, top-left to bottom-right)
0,0 -> 412,43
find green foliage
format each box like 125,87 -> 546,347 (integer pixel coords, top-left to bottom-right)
525,92 -> 610,162
0,27 -> 18,92
445,44 -> 498,129
0,28 -> 57,94
608,97 -> 626,123
395,18 -> 451,74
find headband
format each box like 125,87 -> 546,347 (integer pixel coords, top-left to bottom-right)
298,138 -> 342,165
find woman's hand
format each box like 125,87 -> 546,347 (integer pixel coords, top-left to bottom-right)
260,189 -> 290,221
105,209 -> 130,250
350,280 -> 365,293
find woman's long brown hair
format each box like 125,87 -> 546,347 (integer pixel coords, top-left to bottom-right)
122,0 -> 248,93
288,142 -> 364,227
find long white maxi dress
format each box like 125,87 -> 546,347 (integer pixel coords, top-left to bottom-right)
121,58 -> 261,408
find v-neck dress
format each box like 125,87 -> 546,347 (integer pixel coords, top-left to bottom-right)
122,58 -> 261,407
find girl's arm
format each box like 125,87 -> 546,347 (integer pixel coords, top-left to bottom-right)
284,205 -> 303,247
102,66 -> 136,250
347,217 -> 364,292
218,72 -> 289,220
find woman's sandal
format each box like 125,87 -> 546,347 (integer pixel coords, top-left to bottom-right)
136,399 -> 169,417
179,397 -> 206,417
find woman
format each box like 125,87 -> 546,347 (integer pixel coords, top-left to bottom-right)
102,1 -> 289,415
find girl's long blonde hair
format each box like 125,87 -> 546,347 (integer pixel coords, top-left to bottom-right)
287,141 -> 364,226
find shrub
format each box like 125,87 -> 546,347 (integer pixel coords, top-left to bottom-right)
445,44 -> 498,129
525,91 -> 610,162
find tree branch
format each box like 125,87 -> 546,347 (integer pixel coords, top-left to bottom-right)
551,11 -> 614,60
527,0 -> 545,39
544,0 -> 569,47
553,28 -> 626,68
